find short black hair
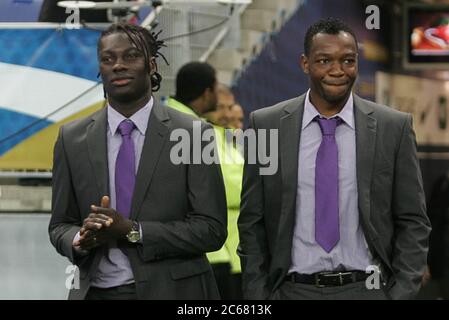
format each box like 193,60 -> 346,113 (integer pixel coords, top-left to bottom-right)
98,23 -> 167,92
175,62 -> 216,105
304,18 -> 358,56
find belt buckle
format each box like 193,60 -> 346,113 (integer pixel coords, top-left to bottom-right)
314,273 -> 326,288
335,271 -> 353,285
318,271 -> 353,287
314,272 -> 334,288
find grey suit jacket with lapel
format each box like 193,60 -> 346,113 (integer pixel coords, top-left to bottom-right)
49,101 -> 227,300
238,93 -> 431,300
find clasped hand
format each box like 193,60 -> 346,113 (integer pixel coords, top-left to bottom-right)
73,196 -> 132,251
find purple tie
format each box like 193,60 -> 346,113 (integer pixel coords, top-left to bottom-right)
315,117 -> 341,253
115,120 -> 136,219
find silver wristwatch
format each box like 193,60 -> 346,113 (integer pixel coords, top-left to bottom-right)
126,221 -> 141,243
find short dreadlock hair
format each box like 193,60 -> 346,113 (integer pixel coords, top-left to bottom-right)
304,18 -> 358,56
98,23 -> 168,92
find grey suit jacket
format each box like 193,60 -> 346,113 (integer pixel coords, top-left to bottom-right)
238,93 -> 431,300
49,101 -> 227,300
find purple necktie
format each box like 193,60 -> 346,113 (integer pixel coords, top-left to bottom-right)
115,120 -> 136,219
315,117 -> 341,253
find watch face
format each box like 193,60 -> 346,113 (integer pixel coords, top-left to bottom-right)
127,231 -> 140,243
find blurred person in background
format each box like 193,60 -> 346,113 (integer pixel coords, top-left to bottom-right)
229,103 -> 244,130
167,65 -> 244,299
166,61 -> 218,118
203,83 -> 234,128
204,84 -> 245,300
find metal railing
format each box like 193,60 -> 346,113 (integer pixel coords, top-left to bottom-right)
153,3 -> 246,99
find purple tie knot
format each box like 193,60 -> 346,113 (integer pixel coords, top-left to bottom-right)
316,117 -> 341,136
118,120 -> 135,137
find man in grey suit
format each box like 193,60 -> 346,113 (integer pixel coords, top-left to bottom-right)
49,23 -> 227,300
238,18 -> 431,300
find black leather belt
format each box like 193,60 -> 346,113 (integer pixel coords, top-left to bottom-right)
286,271 -> 369,287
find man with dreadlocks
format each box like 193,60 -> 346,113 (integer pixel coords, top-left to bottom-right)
49,23 -> 227,300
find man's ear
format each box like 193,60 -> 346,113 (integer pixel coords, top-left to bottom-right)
149,57 -> 157,75
300,54 -> 309,74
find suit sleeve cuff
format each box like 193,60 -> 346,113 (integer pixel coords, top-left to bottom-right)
73,231 -> 90,256
138,223 -> 143,243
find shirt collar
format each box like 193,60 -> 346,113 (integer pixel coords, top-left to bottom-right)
302,89 -> 355,130
107,96 -> 153,135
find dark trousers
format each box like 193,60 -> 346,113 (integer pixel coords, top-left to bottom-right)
229,273 -> 243,300
211,263 -> 243,300
272,280 -> 389,300
85,283 -> 137,300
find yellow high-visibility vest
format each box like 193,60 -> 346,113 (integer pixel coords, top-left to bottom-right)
165,97 -> 199,118
211,125 -> 244,274
166,98 -> 242,269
